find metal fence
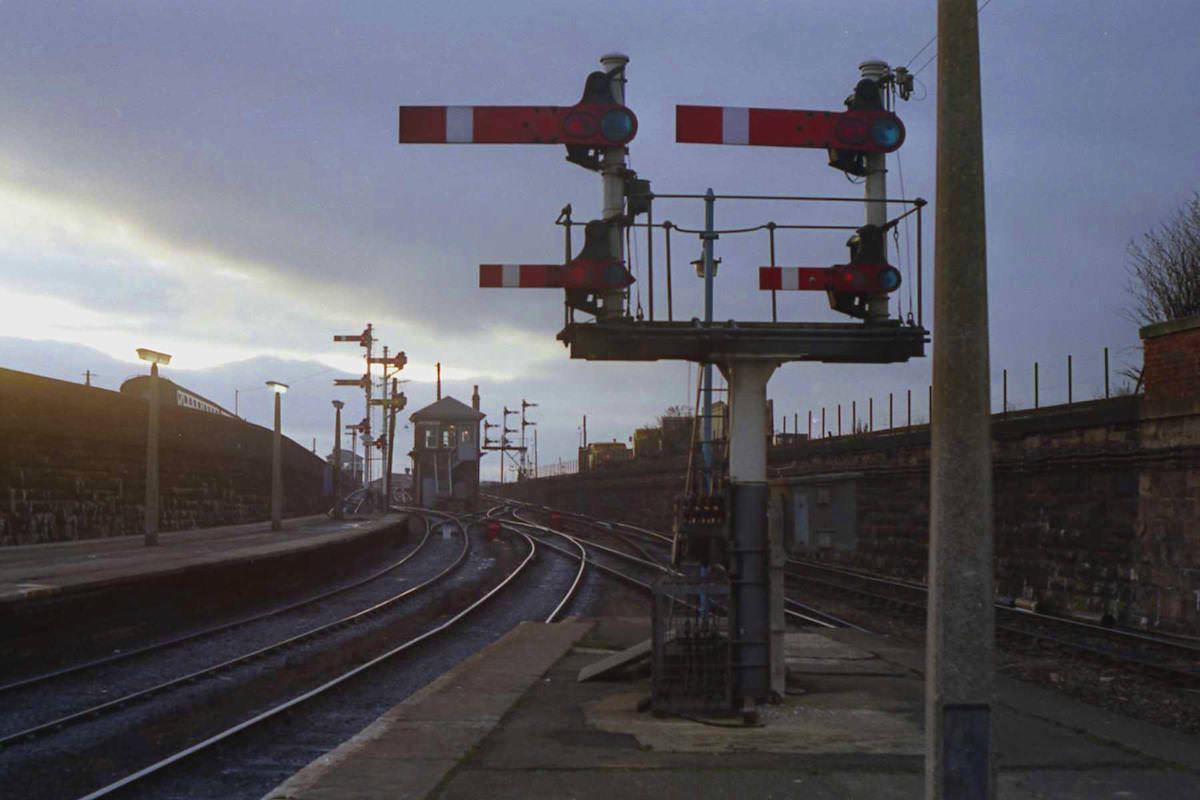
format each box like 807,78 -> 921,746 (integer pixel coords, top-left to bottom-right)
783,345 -> 1139,440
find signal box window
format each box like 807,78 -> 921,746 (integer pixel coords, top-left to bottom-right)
421,424 -> 438,450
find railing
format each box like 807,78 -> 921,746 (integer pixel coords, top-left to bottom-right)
537,459 -> 579,478
777,345 -> 1140,440
557,190 -> 926,329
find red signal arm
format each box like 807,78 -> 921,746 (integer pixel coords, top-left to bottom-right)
677,105 -> 904,152
399,104 -> 637,146
479,259 -> 633,290
759,264 -> 900,292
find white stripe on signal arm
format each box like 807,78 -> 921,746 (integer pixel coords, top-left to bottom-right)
501,264 -> 520,287
722,106 -> 749,145
783,268 -> 800,290
446,106 -> 474,143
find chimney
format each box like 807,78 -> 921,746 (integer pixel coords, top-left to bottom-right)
472,384 -> 480,411
436,362 -> 441,400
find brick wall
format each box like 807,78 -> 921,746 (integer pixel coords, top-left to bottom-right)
1141,315 -> 1200,408
1135,315 -> 1200,627
0,368 -> 329,544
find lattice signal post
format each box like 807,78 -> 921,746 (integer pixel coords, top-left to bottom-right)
480,406 -> 526,484
334,325 -> 374,487
396,55 -> 927,715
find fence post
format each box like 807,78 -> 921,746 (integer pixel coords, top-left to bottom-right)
808,410 -> 812,439
1104,347 -> 1110,398
1067,354 -> 1073,405
869,397 -> 874,432
852,401 -> 857,434
1002,368 -> 1007,416
907,389 -> 912,428
1034,362 -> 1039,409
837,405 -> 842,437
821,407 -> 826,438
889,392 -> 894,429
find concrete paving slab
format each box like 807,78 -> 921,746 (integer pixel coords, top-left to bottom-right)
784,631 -> 877,659
992,704 -> 1149,768
1000,767 -> 1200,798
584,690 -> 925,755
577,637 -> 651,682
785,630 -> 912,676
439,768 -> 923,800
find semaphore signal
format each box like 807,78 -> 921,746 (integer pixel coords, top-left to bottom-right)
675,105 -> 904,154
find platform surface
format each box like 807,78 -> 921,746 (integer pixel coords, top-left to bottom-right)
264,617 -> 1200,799
0,513 -> 399,604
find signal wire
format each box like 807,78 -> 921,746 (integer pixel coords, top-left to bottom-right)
906,0 -> 997,78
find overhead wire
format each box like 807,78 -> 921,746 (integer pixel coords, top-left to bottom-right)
896,0 -> 998,324
907,0 -> 997,78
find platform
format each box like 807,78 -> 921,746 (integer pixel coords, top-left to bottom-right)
0,513 -> 411,678
0,514 -> 398,604
265,617 -> 1200,799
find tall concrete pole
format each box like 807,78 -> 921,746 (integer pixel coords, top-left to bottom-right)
599,52 -> 628,321
144,363 -> 160,547
271,390 -> 283,531
332,400 -> 344,520
927,2 -> 995,798
723,359 -> 777,708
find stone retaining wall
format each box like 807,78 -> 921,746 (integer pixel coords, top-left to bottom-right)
0,367 -> 329,544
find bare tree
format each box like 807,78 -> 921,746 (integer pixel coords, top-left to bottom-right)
1126,192 -> 1200,326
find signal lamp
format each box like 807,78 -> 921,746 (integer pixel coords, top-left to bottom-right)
600,108 -> 636,144
870,117 -> 903,149
878,267 -> 902,291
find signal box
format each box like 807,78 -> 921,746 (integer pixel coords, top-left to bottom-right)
409,396 -> 485,510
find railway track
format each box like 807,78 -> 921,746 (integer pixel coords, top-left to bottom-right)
0,506 -> 592,800
785,556 -> 1200,687
0,512 -> 461,750
505,503 -> 862,631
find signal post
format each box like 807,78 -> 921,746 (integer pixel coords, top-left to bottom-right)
398,55 -> 927,715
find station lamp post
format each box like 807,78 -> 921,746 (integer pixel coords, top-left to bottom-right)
266,381 -> 289,530
137,348 -> 172,547
332,400 -> 344,520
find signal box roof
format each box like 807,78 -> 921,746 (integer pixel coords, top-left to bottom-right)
409,395 -> 485,423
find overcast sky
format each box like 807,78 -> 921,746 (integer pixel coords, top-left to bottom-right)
2,1 -> 1197,479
